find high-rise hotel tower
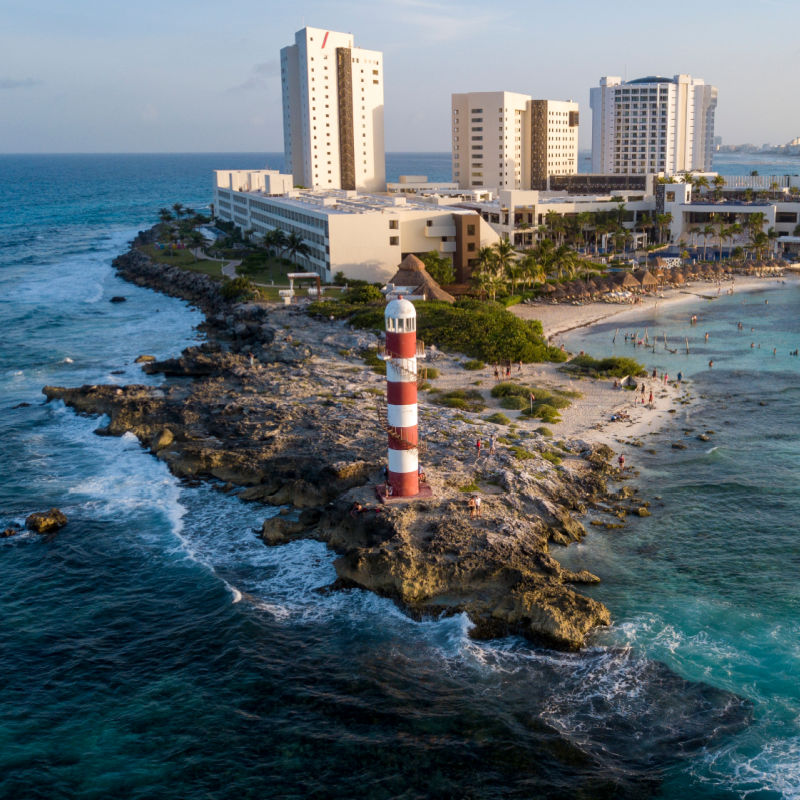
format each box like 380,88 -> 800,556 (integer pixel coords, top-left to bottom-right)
280,27 -> 386,193
590,74 -> 717,175
451,92 -> 579,192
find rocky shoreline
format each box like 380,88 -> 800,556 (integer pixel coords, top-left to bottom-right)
42,231 -> 649,650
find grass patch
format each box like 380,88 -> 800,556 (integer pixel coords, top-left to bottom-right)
463,359 -> 485,370
425,367 -> 440,380
492,382 -> 573,421
541,451 -> 563,465
459,482 -> 480,492
536,426 -> 553,437
484,412 -> 511,425
522,403 -> 562,424
429,389 -> 486,412
139,245 -> 225,278
563,354 -> 647,378
359,348 -> 386,375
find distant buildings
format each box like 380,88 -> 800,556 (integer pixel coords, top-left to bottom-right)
280,27 -> 385,193
451,92 -> 578,192
590,75 -> 717,175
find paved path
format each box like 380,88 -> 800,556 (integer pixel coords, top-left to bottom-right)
191,249 -> 240,278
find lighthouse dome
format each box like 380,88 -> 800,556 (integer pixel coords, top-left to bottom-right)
385,297 -> 416,321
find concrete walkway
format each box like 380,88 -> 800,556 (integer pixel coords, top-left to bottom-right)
191,249 -> 241,278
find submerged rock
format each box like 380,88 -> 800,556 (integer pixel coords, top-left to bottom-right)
25,508 -> 67,534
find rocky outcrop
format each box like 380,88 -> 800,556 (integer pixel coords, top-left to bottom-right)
26,508 -> 68,534
43,235 -> 626,650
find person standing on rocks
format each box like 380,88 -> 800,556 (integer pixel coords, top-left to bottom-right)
468,496 -> 476,518
476,437 -> 482,458
489,434 -> 496,455
473,495 -> 482,518
618,454 -> 625,471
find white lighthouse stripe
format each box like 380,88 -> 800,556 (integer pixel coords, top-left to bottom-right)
387,403 -> 417,428
386,358 -> 417,383
388,448 -> 418,474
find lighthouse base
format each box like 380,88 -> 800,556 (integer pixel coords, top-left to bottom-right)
375,483 -> 434,504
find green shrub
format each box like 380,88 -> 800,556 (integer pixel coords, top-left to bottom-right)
541,451 -> 562,465
536,426 -> 553,437
563,354 -> 646,378
220,276 -> 258,301
463,359 -> 485,371
536,404 -> 562,424
484,412 -> 511,425
343,284 -> 384,304
425,367 -> 440,379
510,446 -> 536,460
500,395 -> 528,410
459,482 -> 480,492
430,389 -> 486,412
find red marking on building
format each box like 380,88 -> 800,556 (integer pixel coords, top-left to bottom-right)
321,31 -> 329,48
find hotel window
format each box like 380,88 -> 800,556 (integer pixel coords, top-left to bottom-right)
389,219 -> 399,229
389,236 -> 399,245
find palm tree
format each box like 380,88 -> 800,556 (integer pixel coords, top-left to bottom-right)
693,175 -> 710,198
158,208 -> 173,223
172,203 -> 185,218
767,227 -> 780,257
493,238 -> 516,277
285,232 -> 310,265
266,228 -> 288,258
712,174 -> 725,200
655,213 -> 673,245
702,224 -> 715,261
519,250 -> 545,289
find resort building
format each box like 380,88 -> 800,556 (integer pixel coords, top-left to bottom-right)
280,26 -> 386,193
590,74 -> 718,175
451,92 -> 578,193
213,172 -> 499,283
527,99 -> 580,189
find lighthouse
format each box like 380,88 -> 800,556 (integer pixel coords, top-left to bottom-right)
383,296 -> 421,497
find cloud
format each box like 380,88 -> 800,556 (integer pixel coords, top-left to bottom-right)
380,0 -> 500,42
229,60 -> 279,92
0,78 -> 42,90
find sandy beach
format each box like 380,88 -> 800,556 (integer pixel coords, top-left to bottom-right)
425,276 -> 795,452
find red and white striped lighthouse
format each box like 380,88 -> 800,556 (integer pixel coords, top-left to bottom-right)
384,297 -> 420,497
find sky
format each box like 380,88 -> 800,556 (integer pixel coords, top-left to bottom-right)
1,0 -> 799,153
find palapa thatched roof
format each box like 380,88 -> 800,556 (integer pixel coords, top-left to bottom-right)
387,254 -> 456,303
618,271 -> 641,289
634,269 -> 658,290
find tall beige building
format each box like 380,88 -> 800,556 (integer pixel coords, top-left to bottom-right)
452,92 -> 579,192
527,99 -> 580,189
281,27 -> 386,193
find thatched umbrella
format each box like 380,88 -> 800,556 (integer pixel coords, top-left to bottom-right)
540,282 -> 556,294
618,271 -> 641,291
551,286 -> 567,302
634,269 -> 658,292
387,254 -> 456,302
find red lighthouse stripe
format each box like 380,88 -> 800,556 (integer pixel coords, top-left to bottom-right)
388,470 -> 419,497
322,31 -> 329,48
385,331 -> 416,359
387,381 -> 417,406
388,425 -> 418,450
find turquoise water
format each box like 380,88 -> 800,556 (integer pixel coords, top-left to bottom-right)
559,283 -> 800,798
0,153 -> 798,798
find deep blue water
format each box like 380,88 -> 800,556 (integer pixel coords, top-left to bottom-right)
0,154 -> 798,799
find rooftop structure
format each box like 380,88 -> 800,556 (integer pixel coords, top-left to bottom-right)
281,26 -> 385,193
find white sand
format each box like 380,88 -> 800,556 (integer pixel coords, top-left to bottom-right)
423,276 -> 792,451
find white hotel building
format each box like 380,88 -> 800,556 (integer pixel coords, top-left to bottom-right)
280,27 -> 385,193
213,170 -> 498,284
452,92 -> 579,192
590,74 -> 717,175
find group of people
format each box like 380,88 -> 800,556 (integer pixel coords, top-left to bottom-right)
475,434 -> 497,458
492,361 -> 523,381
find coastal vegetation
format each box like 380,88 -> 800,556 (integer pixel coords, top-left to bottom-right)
309,296 -> 565,363
563,354 -> 647,378
428,388 -> 486,412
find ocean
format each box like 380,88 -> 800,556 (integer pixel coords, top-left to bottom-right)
1,153 -> 799,799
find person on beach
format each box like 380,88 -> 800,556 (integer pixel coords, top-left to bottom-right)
476,438 -> 482,457
618,454 -> 625,470
648,390 -> 654,405
505,365 -> 511,378
705,332 -> 709,342
493,365 -> 500,381
773,348 -> 777,357
677,371 -> 682,385
652,368 -> 657,379
709,359 -> 714,368
249,352 -> 255,369
468,496 -> 476,518
489,435 -> 496,455
418,464 -> 426,482
473,495 -> 482,518
518,360 -> 522,373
